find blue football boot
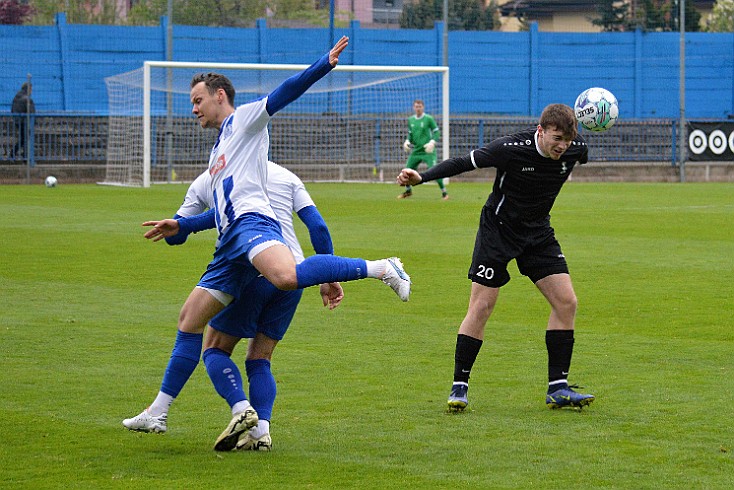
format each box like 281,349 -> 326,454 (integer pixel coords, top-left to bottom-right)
447,382 -> 469,412
546,385 -> 595,409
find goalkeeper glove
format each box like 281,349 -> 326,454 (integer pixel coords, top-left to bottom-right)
403,139 -> 412,153
424,140 -> 436,154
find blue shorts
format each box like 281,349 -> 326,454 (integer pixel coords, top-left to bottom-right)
198,213 -> 286,299
215,213 -> 285,264
209,276 -> 303,341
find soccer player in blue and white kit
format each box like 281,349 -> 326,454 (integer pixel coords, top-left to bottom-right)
124,163 -> 344,452
188,36 -> 408,307
125,37 -> 409,449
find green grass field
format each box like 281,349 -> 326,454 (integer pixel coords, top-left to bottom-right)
1,181 -> 732,489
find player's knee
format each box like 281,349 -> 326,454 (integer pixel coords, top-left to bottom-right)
266,270 -> 298,290
246,349 -> 274,362
246,335 -> 277,360
557,293 -> 578,317
176,308 -> 207,334
467,298 -> 495,323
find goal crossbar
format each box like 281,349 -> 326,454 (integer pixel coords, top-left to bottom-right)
106,62 -> 448,187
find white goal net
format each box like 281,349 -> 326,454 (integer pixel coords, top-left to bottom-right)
104,62 -> 448,187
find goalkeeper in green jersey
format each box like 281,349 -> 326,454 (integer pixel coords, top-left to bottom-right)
399,99 -> 448,200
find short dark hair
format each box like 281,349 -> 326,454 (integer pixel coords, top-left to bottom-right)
190,72 -> 235,107
539,104 -> 577,140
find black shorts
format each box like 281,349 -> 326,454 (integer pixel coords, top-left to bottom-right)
468,206 -> 569,288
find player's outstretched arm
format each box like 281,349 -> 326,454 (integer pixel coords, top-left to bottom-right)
406,154 -> 477,186
266,36 -> 349,116
144,209 -> 216,245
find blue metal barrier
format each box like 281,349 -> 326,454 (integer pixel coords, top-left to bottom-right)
1,114 -> 681,167
1,114 -> 108,164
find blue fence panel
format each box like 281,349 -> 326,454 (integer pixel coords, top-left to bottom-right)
350,26 -> 439,66
535,31 -> 636,118
263,28 -> 332,64
687,32 -> 734,119
0,25 -> 63,112
639,33 -> 680,118
0,18 -> 732,119
62,22 -> 163,113
174,25 -> 260,63
451,30 -> 532,115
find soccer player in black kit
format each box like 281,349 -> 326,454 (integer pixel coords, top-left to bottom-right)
397,104 -> 595,411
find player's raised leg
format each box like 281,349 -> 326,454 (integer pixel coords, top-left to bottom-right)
251,244 -> 411,301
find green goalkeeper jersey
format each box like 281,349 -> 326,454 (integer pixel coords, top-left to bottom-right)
407,114 -> 440,152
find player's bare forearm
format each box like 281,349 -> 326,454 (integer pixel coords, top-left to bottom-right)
142,219 -> 180,242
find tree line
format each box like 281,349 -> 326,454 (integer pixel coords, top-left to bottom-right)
1,0 -> 732,33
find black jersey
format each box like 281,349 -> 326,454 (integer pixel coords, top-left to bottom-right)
419,128 -> 588,228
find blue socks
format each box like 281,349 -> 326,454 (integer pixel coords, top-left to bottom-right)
158,333 -> 277,419
203,351 -> 277,421
295,255 -> 367,289
246,359 -> 276,421
203,348 -> 248,408
160,331 -> 202,397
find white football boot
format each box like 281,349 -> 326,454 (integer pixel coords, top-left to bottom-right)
236,430 -> 272,452
381,257 -> 411,302
213,407 -> 259,451
122,408 -> 167,433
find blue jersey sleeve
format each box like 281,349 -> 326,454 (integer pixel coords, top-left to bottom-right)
164,214 -> 188,245
266,53 -> 333,116
178,208 -> 216,235
297,205 -> 334,255
165,209 -> 216,245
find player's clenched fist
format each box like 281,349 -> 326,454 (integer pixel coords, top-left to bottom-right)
396,168 -> 422,186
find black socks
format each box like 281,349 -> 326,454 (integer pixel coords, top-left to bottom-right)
453,334 -> 483,383
546,329 -> 574,392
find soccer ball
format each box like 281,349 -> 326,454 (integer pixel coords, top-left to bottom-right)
574,87 -> 619,132
45,176 -> 58,188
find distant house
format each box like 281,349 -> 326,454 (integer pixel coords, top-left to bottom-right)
496,0 -> 715,32
338,0 -> 716,32
116,1 -> 716,32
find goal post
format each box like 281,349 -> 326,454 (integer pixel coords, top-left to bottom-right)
104,61 -> 448,187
